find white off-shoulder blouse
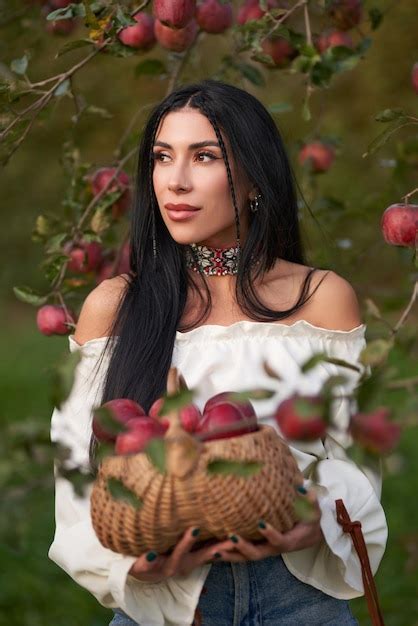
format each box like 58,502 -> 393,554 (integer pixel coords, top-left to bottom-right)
48,320 -> 388,626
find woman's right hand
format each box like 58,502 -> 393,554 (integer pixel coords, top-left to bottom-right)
128,527 -> 237,583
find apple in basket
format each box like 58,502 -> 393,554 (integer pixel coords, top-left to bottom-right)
149,397 -> 202,433
196,392 -> 259,441
115,416 -> 167,455
92,398 -> 147,443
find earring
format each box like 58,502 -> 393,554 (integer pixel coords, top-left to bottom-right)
249,193 -> 261,213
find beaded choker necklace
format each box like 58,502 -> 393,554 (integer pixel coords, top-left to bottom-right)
185,243 -> 260,276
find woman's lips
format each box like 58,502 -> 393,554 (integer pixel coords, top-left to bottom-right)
166,209 -> 201,221
165,203 -> 201,221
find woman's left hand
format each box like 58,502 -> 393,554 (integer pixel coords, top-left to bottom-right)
211,488 -> 324,563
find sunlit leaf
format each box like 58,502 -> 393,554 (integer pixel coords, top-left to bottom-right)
13,286 -> 48,306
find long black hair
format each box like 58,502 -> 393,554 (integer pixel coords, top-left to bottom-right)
88,79 -> 328,471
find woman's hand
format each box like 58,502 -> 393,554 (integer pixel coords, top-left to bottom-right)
128,528 -> 238,583
211,487 -> 324,563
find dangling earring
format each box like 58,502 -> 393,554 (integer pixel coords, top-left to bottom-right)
151,205 -> 157,267
249,192 -> 261,213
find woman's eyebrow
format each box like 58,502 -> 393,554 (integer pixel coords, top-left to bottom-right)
153,140 -> 220,149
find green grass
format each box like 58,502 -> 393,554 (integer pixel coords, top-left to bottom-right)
1,312 -> 417,626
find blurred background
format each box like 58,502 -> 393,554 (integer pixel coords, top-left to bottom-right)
1,1 -> 417,624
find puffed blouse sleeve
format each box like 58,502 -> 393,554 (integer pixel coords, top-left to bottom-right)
48,335 -> 211,626
280,328 -> 389,599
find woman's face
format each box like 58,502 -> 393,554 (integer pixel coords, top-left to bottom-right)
152,107 -> 255,248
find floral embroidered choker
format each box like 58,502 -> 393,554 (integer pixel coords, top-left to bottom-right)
185,243 -> 260,276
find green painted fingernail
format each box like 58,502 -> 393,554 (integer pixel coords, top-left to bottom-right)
296,485 -> 307,494
192,527 -> 200,537
146,551 -> 157,562
258,520 -> 266,529
229,534 -> 239,543
213,552 -> 221,558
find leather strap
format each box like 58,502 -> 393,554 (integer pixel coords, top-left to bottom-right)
335,498 -> 385,626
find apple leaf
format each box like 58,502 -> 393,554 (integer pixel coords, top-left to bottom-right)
268,102 -> 293,114
49,350 -> 81,409
107,477 -> 143,509
159,389 -> 195,415
300,352 -> 329,373
262,359 -> 283,380
359,338 -> 394,367
375,108 -> 405,123
207,459 -> 264,478
10,55 -> 28,76
93,406 -> 128,437
57,465 -> 94,497
46,4 -> 86,21
13,286 -> 48,306
293,495 -> 318,522
134,59 -> 168,77
144,438 -> 166,474
55,39 -> 95,58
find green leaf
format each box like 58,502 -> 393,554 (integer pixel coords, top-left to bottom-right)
49,350 -> 81,409
115,6 -> 137,28
134,59 -> 168,77
293,495 -> 318,522
268,102 -> 293,113
54,79 -> 71,97
46,4 -> 86,21
300,352 -> 329,373
41,254 -> 70,282
302,95 -> 311,122
91,207 -> 112,234
13,286 -> 48,306
294,397 -> 323,419
57,465 -> 94,498
228,388 -> 275,401
55,39 -> 95,58
10,55 -> 28,76
93,406 -> 128,437
237,62 -> 265,87
83,105 -> 113,119
159,389 -> 195,415
107,477 -> 143,509
207,459 -> 264,478
144,438 -> 166,474
368,7 -> 383,30
45,233 -> 69,254
374,108 -> 405,123
360,338 -> 394,367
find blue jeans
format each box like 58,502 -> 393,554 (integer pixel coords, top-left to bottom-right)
109,554 -> 359,625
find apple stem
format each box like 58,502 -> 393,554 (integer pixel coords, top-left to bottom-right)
403,187 -> 418,204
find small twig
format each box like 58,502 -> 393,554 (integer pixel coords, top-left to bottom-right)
391,281 -> 418,334
403,188 -> 418,204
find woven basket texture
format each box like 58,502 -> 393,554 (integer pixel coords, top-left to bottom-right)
90,423 -> 303,555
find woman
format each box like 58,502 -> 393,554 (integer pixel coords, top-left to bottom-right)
48,79 -> 387,626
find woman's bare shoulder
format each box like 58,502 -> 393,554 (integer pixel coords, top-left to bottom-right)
73,273 -> 131,345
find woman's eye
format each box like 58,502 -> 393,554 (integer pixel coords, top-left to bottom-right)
152,151 -> 217,163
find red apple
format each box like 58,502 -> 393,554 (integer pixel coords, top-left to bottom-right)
274,394 -> 327,440
349,407 -> 401,455
154,18 -> 198,51
115,416 -> 167,454
93,398 -> 147,443
298,141 -> 335,173
196,0 -> 233,34
64,240 -> 103,274
118,12 -> 156,50
316,29 -> 354,53
36,304 -> 76,336
261,36 -> 297,67
203,391 -> 256,421
153,0 -> 196,29
237,0 -> 278,25
90,167 -> 132,220
327,0 -> 363,31
150,397 -> 202,434
380,203 -> 418,248
197,401 -> 258,441
412,62 -> 418,94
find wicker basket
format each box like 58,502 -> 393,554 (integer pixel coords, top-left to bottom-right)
90,367 -> 303,556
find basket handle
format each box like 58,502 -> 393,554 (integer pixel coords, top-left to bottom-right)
335,498 -> 385,626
